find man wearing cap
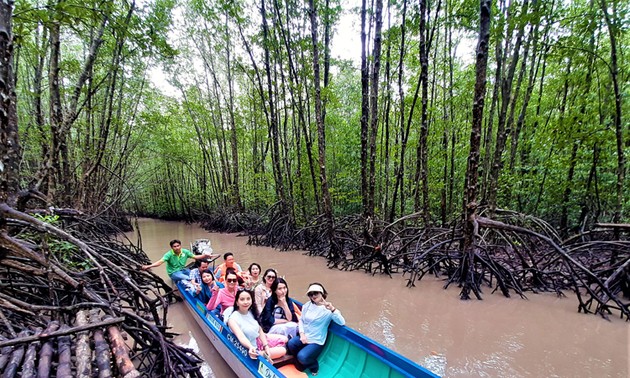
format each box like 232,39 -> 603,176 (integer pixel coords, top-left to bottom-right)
287,283 -> 345,375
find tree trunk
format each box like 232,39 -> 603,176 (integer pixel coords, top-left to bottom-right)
261,0 -> 288,212
47,16 -> 63,201
272,0 -> 320,211
485,0 -> 529,211
509,0 -> 543,172
225,13 -> 242,210
413,0 -> 430,224
367,0 -> 383,225
600,0 -> 624,224
308,0 -> 334,234
360,0 -> 371,221
0,0 -> 20,203
480,14 -> 503,203
441,0 -> 454,226
388,0 -> 407,222
461,0 -> 492,300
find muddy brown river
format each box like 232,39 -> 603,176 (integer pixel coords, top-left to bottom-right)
125,218 -> 628,377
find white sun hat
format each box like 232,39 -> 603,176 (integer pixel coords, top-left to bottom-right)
306,284 -> 324,295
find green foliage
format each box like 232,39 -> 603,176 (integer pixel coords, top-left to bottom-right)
10,0 -> 628,230
24,215 -> 91,270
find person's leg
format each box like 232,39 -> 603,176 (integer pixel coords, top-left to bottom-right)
286,337 -> 307,370
257,337 -> 287,359
266,333 -> 288,347
286,335 -> 304,356
296,343 -> 324,374
170,269 -> 190,283
268,346 -> 286,359
269,323 -> 298,337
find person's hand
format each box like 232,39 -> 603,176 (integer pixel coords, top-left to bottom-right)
141,265 -> 150,271
324,301 -> 336,313
248,347 -> 258,359
194,284 -> 201,294
261,346 -> 272,362
300,333 -> 308,344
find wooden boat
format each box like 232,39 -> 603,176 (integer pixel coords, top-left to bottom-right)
179,241 -> 439,378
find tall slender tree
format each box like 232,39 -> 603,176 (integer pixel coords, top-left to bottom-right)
0,0 -> 20,203
308,0 -> 334,235
461,0 -> 492,300
599,0 -> 624,224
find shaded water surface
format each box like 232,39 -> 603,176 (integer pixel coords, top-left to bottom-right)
127,218 -> 628,377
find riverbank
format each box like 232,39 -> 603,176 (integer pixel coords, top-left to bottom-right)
0,208 -> 202,377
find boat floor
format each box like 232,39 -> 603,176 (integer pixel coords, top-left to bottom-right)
277,364 -> 309,377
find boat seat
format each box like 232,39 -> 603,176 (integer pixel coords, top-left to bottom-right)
272,354 -> 296,368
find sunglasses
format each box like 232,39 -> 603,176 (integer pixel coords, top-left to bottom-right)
266,275 -> 276,279
307,292 -> 320,297
226,278 -> 238,283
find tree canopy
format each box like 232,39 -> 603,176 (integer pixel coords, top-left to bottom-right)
2,0 -> 627,232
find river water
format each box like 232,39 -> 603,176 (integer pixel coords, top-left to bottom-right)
126,218 -> 628,377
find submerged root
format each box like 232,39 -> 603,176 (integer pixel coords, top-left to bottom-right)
200,204 -> 630,320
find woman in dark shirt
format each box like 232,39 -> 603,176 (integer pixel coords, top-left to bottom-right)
259,277 -> 298,337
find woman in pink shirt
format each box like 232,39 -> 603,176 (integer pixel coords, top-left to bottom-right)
206,269 -> 239,315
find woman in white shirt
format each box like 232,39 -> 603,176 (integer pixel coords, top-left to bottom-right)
226,289 -> 287,360
286,283 -> 345,375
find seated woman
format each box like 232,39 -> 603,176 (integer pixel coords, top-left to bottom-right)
260,277 -> 299,337
287,283 -> 345,376
186,270 -> 223,304
206,269 -> 239,316
226,289 -> 287,361
187,258 -> 211,287
255,268 -> 277,313
244,263 -> 262,290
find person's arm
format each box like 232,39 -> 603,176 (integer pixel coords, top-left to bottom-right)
257,326 -> 271,358
324,301 -> 345,326
227,317 -> 258,359
214,266 -> 223,281
141,259 -> 164,270
277,297 -> 291,324
260,300 -> 274,331
206,289 -> 221,311
254,287 -> 265,313
298,303 -> 307,343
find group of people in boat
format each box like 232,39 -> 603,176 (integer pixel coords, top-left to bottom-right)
141,239 -> 345,375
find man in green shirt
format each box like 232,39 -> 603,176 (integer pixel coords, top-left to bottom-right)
141,239 -> 215,282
